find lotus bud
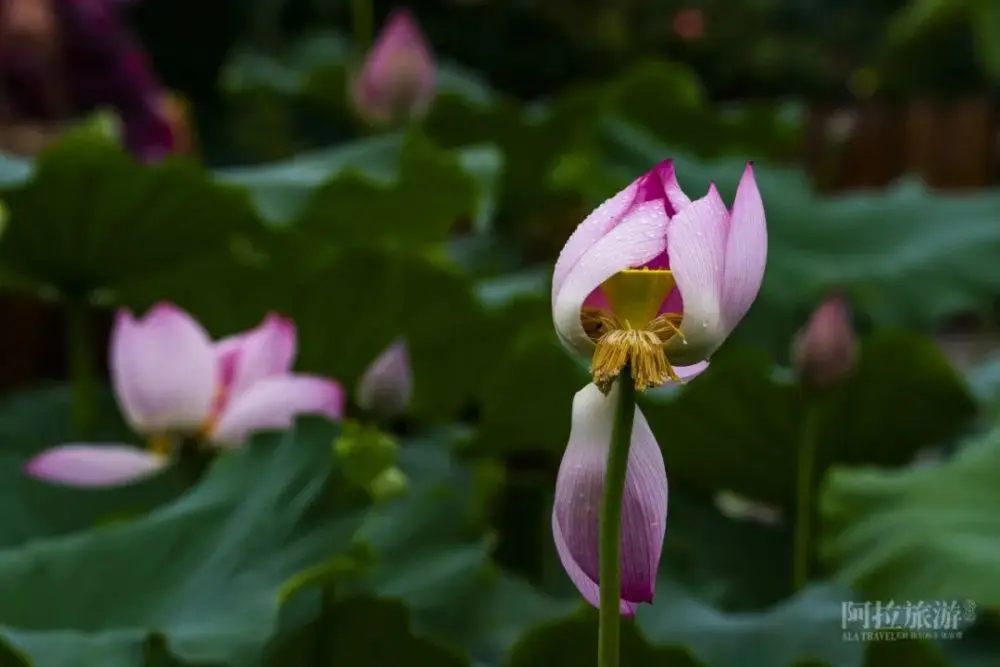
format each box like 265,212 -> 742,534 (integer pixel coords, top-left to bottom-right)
357,338 -> 413,417
793,293 -> 856,388
349,9 -> 436,125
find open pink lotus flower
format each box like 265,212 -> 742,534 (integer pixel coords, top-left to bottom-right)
356,338 -> 413,417
553,383 -> 667,616
25,304 -> 344,487
349,8 -> 436,125
552,159 -> 767,393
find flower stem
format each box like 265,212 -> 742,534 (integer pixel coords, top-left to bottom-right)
597,364 -> 636,667
66,297 -> 97,439
792,402 -> 823,591
351,0 -> 373,51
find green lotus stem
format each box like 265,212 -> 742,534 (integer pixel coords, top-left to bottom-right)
597,363 -> 636,667
67,297 -> 97,438
352,0 -> 373,51
792,402 -> 823,591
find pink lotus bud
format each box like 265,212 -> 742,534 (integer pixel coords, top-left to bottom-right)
357,339 -> 413,417
349,9 -> 436,125
792,293 -> 856,387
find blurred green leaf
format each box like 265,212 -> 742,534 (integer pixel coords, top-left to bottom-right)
266,596 -> 468,667
477,328 -> 588,455
973,0 -> 1000,78
821,423 -> 1000,606
293,133 -> 479,245
608,61 -> 801,160
644,331 -> 976,507
216,132 -> 500,236
476,325 -> 975,507
0,419 -> 364,667
347,432 -> 574,666
507,582 -> 861,667
0,129 -> 260,293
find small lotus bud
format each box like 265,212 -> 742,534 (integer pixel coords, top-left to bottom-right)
333,420 -> 399,490
348,9 -> 436,126
793,293 -> 856,388
356,339 -> 413,417
369,467 -> 409,504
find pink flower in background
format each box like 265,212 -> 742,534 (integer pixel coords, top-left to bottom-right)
356,338 -> 413,417
792,292 -> 856,387
552,384 -> 667,615
552,159 -> 767,393
672,9 -> 704,41
25,304 -> 344,487
349,8 -> 436,125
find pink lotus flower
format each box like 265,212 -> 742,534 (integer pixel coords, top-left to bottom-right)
552,383 -> 667,615
25,304 -> 344,487
349,9 -> 436,125
356,338 -> 413,417
792,292 -> 856,387
552,159 -> 767,393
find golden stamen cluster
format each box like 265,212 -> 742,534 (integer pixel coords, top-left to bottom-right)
581,308 -> 685,394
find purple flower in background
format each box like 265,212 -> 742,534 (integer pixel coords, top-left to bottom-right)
349,8 -> 436,125
0,0 -> 174,161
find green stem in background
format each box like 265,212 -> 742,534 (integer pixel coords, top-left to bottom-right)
66,297 -> 97,439
792,402 -> 824,592
597,364 -> 636,667
313,586 -> 335,667
351,0 -> 373,52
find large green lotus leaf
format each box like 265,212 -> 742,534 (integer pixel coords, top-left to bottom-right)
506,582 -> 860,667
966,351 -> 1000,414
0,128 -> 260,293
608,60 -> 802,161
216,131 -> 501,237
118,246 -> 493,421
263,596 -> 467,667
477,327 -> 588,455
597,120 -> 1000,355
425,87 -> 606,244
0,385 -> 189,548
292,133 -> 482,245
0,419 -> 365,667
644,330 -> 975,506
821,423 -> 1000,606
348,432 -> 575,667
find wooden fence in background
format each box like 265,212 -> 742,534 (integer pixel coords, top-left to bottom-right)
1,99 -> 999,395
